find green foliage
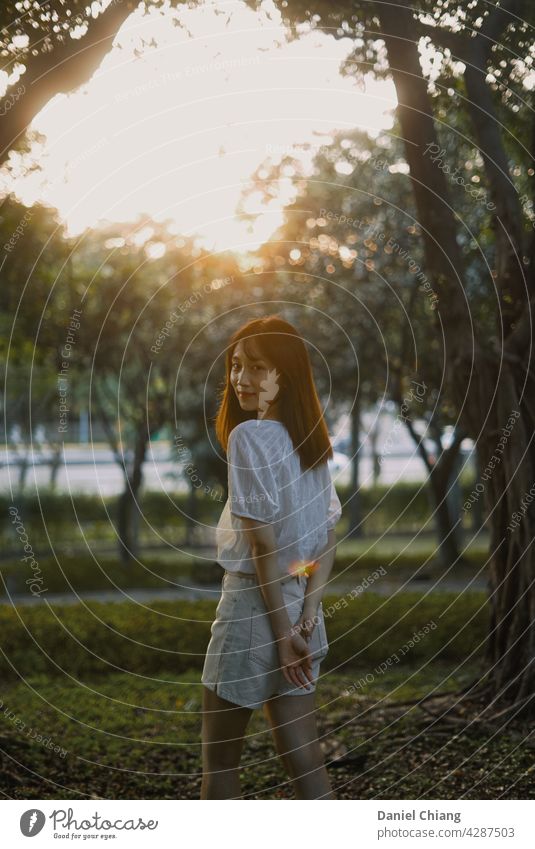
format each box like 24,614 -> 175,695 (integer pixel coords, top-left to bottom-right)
0,554 -> 198,597
0,489 -> 197,524
0,534 -> 489,597
4,481 -> 430,530
0,590 -> 488,684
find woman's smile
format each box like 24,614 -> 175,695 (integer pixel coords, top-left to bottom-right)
230,338 -> 283,418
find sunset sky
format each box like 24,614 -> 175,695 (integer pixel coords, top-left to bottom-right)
0,0 -> 397,257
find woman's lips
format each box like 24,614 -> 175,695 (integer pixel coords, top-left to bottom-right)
238,391 -> 254,396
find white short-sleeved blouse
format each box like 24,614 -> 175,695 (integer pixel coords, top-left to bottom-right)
215,418 -> 342,577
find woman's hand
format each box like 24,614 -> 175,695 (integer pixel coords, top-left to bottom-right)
277,630 -> 314,690
294,606 -> 319,643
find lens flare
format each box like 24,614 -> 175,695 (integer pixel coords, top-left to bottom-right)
288,559 -> 319,578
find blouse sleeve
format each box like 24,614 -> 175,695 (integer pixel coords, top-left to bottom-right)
327,477 -> 342,530
227,423 -> 280,523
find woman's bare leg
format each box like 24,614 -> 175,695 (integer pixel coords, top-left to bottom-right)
263,691 -> 335,799
200,685 -> 254,799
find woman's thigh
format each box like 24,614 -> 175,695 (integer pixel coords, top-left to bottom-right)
201,685 -> 254,768
262,692 -> 324,770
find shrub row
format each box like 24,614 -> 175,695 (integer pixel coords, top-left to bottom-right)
0,555 -> 197,596
1,477 -> 479,530
0,591 -> 489,684
0,544 -> 488,597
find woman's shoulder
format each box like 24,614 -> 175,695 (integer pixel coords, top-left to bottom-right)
229,419 -> 287,458
230,419 -> 286,440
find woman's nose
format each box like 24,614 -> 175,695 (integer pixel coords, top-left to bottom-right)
236,367 -> 252,384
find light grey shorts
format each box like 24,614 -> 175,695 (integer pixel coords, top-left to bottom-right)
201,571 -> 329,709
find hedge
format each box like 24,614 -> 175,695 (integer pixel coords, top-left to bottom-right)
0,591 -> 489,684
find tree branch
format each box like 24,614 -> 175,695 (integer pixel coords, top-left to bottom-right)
0,0 -> 139,165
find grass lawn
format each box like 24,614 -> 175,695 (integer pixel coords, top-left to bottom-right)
0,660 -> 533,800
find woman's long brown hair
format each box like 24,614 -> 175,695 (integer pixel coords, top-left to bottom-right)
214,314 -> 333,471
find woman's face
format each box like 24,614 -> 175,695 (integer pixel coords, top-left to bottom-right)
230,338 -> 281,416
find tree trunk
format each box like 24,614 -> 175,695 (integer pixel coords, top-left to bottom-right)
375,4 -> 471,347
369,418 -> 381,486
348,395 -> 363,538
475,366 -> 535,707
17,453 -> 29,492
183,478 -> 199,547
48,444 -> 62,490
117,428 -> 147,565
377,1 -> 535,712
469,447 -> 486,534
427,444 -> 466,569
404,417 -> 466,567
461,1 -> 530,333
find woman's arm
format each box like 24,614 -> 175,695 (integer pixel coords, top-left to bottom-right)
302,528 -> 337,618
240,519 -> 314,690
239,520 -> 292,639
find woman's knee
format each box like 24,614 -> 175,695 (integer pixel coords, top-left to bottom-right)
202,738 -> 243,771
278,739 -> 325,779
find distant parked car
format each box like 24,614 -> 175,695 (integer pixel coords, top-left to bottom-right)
332,436 -> 351,455
328,450 -> 352,485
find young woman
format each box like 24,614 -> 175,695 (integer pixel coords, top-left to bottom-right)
200,314 -> 342,800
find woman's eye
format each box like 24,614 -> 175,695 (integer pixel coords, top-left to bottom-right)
231,363 -> 264,371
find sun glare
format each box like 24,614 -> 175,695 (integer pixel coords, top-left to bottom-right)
1,1 -> 396,257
